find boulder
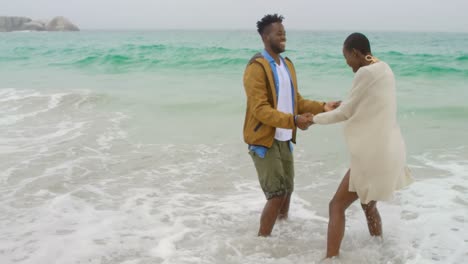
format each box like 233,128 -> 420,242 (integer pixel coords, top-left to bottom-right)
21,20 -> 47,31
0,16 -> 32,31
46,16 -> 79,31
0,16 -> 79,32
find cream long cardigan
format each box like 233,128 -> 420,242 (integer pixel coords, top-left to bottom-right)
313,61 -> 413,204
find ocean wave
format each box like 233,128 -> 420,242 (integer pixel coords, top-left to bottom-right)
124,43 -> 168,52
0,56 -> 29,62
382,51 -> 457,61
409,106 -> 468,119
1,34 -> 466,78
383,51 -> 405,57
71,54 -> 132,67
32,44 -> 254,72
380,52 -> 468,76
456,55 -> 468,61
395,64 -> 468,77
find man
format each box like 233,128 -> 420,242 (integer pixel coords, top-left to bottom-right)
243,14 -> 339,236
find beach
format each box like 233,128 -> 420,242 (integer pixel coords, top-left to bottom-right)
0,30 -> 467,263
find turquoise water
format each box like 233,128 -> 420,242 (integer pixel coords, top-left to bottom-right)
1,31 -> 467,263
1,31 -> 467,146
2,31 -> 467,76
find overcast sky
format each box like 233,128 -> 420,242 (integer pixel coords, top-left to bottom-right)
2,0 -> 468,32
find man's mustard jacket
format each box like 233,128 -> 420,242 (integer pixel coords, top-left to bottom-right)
243,53 -> 325,147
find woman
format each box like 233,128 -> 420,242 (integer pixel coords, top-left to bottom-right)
312,32 -> 413,258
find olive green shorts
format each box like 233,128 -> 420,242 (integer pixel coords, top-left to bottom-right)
249,140 -> 294,200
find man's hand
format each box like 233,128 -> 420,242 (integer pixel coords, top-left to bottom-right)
295,113 -> 314,130
324,101 -> 341,112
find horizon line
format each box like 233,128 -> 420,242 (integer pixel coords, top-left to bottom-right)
75,28 -> 468,34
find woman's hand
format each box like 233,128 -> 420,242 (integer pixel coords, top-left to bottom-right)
324,101 -> 342,112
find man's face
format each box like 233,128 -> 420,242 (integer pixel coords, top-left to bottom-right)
264,22 -> 286,54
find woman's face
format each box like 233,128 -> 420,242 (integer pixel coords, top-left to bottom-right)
343,47 -> 360,73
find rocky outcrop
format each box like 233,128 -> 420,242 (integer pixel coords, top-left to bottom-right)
0,16 -> 32,32
21,20 -> 47,31
0,16 -> 79,32
46,16 -> 79,31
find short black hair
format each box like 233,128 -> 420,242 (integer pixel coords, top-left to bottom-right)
344,32 -> 371,54
257,14 -> 284,35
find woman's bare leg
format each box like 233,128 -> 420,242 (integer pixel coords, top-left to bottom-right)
361,201 -> 382,236
326,169 -> 359,258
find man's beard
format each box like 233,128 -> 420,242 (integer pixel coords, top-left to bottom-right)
270,42 -> 285,54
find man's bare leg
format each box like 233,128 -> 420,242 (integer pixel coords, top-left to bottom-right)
258,195 -> 285,236
326,170 -> 359,258
361,201 -> 382,236
278,193 -> 291,220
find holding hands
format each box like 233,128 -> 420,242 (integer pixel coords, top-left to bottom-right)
296,101 -> 341,130
324,101 -> 341,112
295,113 -> 314,130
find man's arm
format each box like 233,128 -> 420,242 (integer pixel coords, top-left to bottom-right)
297,92 -> 326,115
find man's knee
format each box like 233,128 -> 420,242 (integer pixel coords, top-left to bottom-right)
267,195 -> 285,205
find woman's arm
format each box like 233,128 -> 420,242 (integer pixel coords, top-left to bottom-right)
313,68 -> 372,125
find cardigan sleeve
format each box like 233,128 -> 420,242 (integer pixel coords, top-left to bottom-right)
313,68 -> 372,125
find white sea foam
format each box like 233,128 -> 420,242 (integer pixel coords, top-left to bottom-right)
0,88 -> 466,264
